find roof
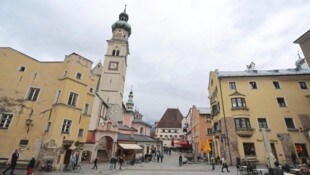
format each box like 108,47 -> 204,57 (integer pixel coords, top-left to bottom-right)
118,134 -> 161,142
157,108 -> 184,128
294,29 -> 310,44
132,118 -> 152,127
117,124 -> 137,131
215,68 -> 310,78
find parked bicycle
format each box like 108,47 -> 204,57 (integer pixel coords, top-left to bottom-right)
63,163 -> 81,173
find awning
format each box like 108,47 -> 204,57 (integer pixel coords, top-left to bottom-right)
119,143 -> 142,150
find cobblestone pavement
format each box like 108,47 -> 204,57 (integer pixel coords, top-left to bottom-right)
1,151 -> 267,175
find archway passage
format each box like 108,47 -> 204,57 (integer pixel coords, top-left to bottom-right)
97,136 -> 114,162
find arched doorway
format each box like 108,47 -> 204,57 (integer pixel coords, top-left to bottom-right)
97,136 -> 114,162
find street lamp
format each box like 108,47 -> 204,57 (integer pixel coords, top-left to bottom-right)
26,118 -> 33,134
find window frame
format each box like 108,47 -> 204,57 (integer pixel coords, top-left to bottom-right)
78,128 -> 84,137
0,113 -> 14,129
276,97 -> 287,107
229,82 -> 237,90
284,117 -> 296,129
76,72 -> 82,80
249,81 -> 258,89
272,81 -> 281,89
61,119 -> 72,134
243,142 -> 256,156
257,118 -> 268,129
234,118 -> 251,129
299,81 -> 308,89
27,87 -> 41,101
67,92 -> 78,106
231,98 -> 247,108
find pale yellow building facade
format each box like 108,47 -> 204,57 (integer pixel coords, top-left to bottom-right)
208,62 -> 310,166
0,48 -> 98,169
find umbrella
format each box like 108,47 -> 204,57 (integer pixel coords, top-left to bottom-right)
205,140 -> 211,153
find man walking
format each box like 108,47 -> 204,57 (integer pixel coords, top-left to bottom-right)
210,156 -> 215,170
92,157 -> 98,170
3,148 -> 20,175
221,158 -> 230,173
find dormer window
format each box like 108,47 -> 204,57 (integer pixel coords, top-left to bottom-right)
18,66 -> 26,72
76,73 -> 82,80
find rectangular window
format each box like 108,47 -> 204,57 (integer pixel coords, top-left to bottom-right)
27,87 -> 40,101
277,97 -> 287,107
54,90 -> 61,104
249,81 -> 258,89
273,81 -> 281,89
67,92 -> 78,106
299,82 -> 308,89
61,119 -> 72,133
44,122 -> 52,132
19,139 -> 29,146
235,118 -> 251,128
258,118 -> 268,128
295,143 -> 309,157
229,82 -> 236,90
231,98 -> 246,108
284,118 -> 295,129
207,128 -> 213,135
83,103 -> 89,114
243,142 -> 256,156
0,113 -> 13,129
78,128 -> 84,137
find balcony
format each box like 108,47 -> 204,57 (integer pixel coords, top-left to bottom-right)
213,130 -> 221,138
235,128 -> 254,137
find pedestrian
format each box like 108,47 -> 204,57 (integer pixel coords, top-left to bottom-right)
221,158 -> 230,172
273,161 -> 284,175
160,153 -> 163,163
92,157 -> 98,170
109,156 -> 116,169
131,154 -> 136,166
157,153 -> 160,163
179,154 -> 182,167
70,152 -> 77,169
3,148 -> 20,175
210,156 -> 215,170
27,155 -> 35,175
119,156 -> 124,170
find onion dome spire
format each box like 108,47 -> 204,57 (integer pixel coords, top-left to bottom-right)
111,5 -> 131,36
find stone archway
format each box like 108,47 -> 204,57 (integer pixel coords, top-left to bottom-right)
97,135 -> 114,162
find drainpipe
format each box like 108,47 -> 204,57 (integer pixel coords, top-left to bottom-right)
218,77 -> 233,165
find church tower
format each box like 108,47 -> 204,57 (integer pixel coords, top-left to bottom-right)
126,89 -> 134,111
97,7 -> 131,122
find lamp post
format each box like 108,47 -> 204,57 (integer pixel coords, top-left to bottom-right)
26,118 -> 33,134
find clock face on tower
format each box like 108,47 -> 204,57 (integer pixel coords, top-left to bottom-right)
108,61 -> 119,71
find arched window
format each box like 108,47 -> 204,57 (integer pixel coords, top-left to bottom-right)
140,127 -> 144,134
116,50 -> 120,56
112,50 -> 116,56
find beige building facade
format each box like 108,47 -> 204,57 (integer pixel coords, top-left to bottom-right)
208,62 -> 310,166
0,48 -> 97,169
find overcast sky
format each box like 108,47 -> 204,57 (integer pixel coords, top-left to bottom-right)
1,0 -> 309,123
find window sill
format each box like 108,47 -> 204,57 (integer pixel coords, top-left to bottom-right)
231,107 -> 249,111
287,128 -> 299,132
259,128 -> 271,131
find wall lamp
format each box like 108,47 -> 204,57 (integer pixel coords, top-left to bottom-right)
26,118 -> 33,134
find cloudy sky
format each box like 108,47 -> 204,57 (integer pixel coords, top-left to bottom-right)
1,0 -> 309,123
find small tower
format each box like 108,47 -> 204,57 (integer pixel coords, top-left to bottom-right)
295,52 -> 309,70
126,88 -> 134,111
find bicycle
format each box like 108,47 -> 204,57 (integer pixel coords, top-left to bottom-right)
63,164 -> 81,173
